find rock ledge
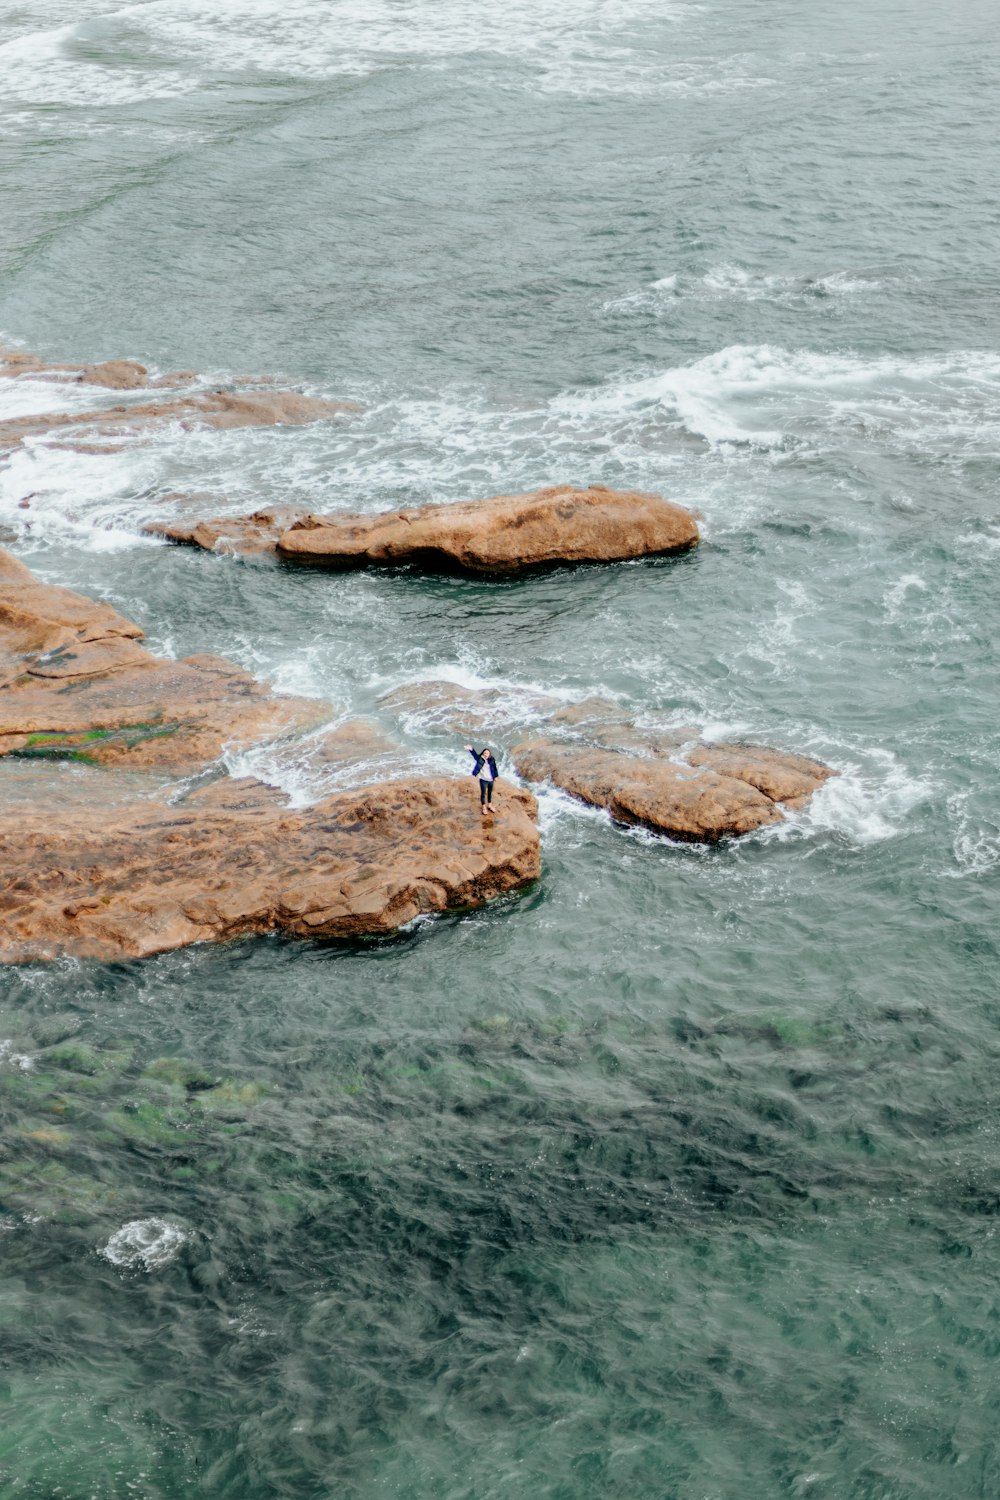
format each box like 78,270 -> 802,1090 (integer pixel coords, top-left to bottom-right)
148,484 -> 700,577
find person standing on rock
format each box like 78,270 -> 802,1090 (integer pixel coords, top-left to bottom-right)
465,744 -> 498,816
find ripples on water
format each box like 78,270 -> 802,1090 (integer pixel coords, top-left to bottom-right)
2,0 -> 1000,1495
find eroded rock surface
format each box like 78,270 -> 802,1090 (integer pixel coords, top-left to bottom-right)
0,552 -> 541,962
0,391 -> 356,448
0,345 -> 359,453
2,346 -> 150,387
685,743 -> 832,810
147,484 -> 700,577
0,548 -> 324,770
0,774 -> 540,963
380,679 -> 563,738
513,738 -> 834,842
374,676 -> 834,841
379,678 -> 696,747
149,506 -> 305,556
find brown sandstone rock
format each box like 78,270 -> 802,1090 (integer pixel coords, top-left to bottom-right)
0,389 -> 357,448
0,549 -> 325,769
146,506 -> 305,556
78,360 -> 149,390
0,552 -> 541,964
150,486 -> 699,576
685,743 -> 833,809
0,773 -> 540,963
0,348 -> 148,389
0,347 -> 44,374
276,484 -> 699,576
512,737 -> 834,842
313,718 -> 400,767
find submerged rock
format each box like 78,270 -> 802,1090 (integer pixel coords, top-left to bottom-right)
148,505 -> 305,556
1,346 -> 148,387
0,774 -> 540,963
148,484 -> 700,577
512,737 -> 834,842
0,547 -> 325,770
379,679 -> 563,737
0,390 -> 356,448
77,360 -> 150,390
0,345 -> 359,454
376,677 -> 834,840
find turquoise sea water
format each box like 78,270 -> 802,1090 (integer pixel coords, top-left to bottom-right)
2,0 -> 1000,1495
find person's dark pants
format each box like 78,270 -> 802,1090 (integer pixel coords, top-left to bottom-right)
479,779 -> 494,806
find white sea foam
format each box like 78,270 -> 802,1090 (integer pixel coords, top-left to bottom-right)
882,573 -> 928,623
0,21 -> 198,108
0,436 -> 165,553
564,344 -> 1000,449
0,0 -> 704,112
700,264 -> 887,302
945,792 -> 1000,878
6,341 -> 999,557
792,749 -> 932,848
0,1040 -> 34,1072
101,1218 -> 188,1271
604,266 -> 889,317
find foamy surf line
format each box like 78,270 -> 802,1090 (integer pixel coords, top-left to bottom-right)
0,0 -> 704,108
602,266 -> 895,315
556,345 -> 1000,449
6,339 -> 1000,560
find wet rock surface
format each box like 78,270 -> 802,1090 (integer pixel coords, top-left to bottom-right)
0,553 -> 542,961
0,548 -> 324,770
0,344 -> 358,451
148,484 -> 700,577
148,505 -> 305,556
0,773 -> 540,964
376,677 -> 834,841
513,738 -> 833,841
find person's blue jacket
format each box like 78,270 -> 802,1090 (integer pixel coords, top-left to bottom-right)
468,747 -> 499,780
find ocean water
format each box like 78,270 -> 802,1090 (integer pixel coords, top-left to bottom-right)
2,0 -> 1000,1495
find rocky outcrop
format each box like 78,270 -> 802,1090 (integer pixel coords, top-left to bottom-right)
374,676 -> 834,841
0,391 -> 357,448
0,551 -> 541,961
512,738 -> 833,842
1,346 -> 150,387
0,548 -> 325,770
684,743 -> 833,811
149,506 -> 304,556
0,345 -> 359,454
0,774 -> 540,963
146,484 -> 700,577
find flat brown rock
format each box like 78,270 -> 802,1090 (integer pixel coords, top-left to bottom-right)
77,360 -> 149,390
313,718 -> 400,766
0,390 -> 356,449
1,346 -> 148,387
512,737 -> 834,842
278,484 -> 699,576
151,485 -> 699,576
686,743 -> 833,809
0,548 -> 144,662
0,549 -> 325,770
0,774 -> 541,963
146,506 -> 305,556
